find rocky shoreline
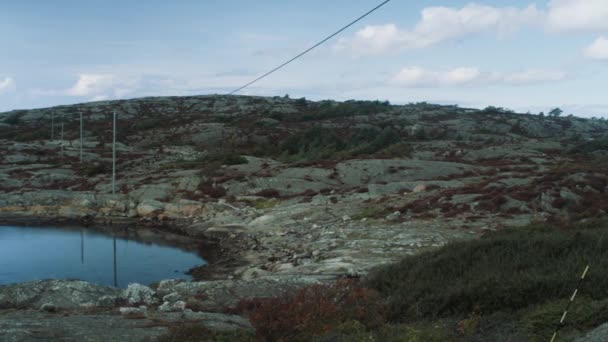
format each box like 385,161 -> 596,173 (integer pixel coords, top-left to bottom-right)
0,214 -> 336,341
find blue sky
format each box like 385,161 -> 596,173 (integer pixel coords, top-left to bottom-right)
1,0 -> 608,117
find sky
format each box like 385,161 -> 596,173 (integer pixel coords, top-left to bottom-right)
1,0 -> 608,118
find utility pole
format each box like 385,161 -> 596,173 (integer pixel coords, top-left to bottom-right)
60,121 -> 64,157
79,109 -> 84,162
51,113 -> 55,140
112,110 -> 116,195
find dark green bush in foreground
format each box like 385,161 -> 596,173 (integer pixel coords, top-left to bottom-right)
366,219 -> 608,322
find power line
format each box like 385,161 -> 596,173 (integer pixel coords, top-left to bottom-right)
227,0 -> 392,95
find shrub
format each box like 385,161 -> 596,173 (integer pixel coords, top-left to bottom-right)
79,162 -> 108,177
276,126 -> 405,162
154,323 -> 255,342
251,198 -> 279,210
366,219 -> 608,321
280,126 -> 345,160
571,136 -> 608,154
352,206 -> 389,220
521,297 -> 608,342
205,151 -> 248,166
254,189 -> 280,198
134,117 -> 164,130
295,100 -> 391,122
2,113 -> 23,125
198,182 -> 226,198
161,151 -> 247,171
14,127 -> 48,141
236,279 -> 385,342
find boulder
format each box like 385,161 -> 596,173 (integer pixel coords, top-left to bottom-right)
122,283 -> 157,305
119,307 -> 147,316
136,200 -> 165,217
162,292 -> 181,303
240,268 -> 270,281
40,303 -> 57,312
96,295 -> 117,307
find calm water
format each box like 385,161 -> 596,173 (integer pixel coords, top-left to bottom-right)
0,225 -> 206,288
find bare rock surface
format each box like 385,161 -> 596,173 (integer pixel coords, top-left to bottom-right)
0,280 -> 120,310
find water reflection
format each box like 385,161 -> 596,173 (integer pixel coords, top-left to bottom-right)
0,225 -> 207,288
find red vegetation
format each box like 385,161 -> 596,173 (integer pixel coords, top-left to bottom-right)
255,188 -> 281,198
198,183 -> 226,198
232,279 -> 385,342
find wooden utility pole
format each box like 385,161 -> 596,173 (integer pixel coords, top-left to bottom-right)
51,113 -> 55,140
79,109 -> 84,162
112,110 -> 116,195
60,121 -> 64,157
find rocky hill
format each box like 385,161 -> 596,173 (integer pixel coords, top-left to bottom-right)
1,95 -> 608,340
1,95 -> 608,276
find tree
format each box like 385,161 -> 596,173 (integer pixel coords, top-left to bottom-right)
295,97 -> 307,107
548,107 -> 563,117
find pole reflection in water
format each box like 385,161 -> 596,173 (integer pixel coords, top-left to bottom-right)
113,236 -> 118,287
0,225 -> 205,288
80,229 -> 84,264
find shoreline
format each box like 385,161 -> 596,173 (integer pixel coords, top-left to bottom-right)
0,213 -> 248,284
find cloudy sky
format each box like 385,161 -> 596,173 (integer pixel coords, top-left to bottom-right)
1,0 -> 608,117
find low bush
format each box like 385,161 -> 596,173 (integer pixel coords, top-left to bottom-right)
278,126 -> 404,162
134,117 -> 164,130
235,279 -> 386,342
79,162 -> 108,177
294,99 -> 391,122
2,112 -> 23,125
154,323 -> 255,342
205,151 -> 248,166
521,297 -> 608,342
249,198 -> 280,210
366,219 -> 608,321
198,182 -> 226,198
571,136 -> 608,154
161,151 -> 247,171
254,189 -> 280,198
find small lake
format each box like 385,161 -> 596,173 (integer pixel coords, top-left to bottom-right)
0,225 -> 207,288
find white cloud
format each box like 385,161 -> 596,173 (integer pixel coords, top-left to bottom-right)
546,0 -> 608,32
390,66 -> 566,87
336,1 -> 608,55
335,4 -> 542,54
390,67 -> 482,87
584,36 -> 608,60
66,73 -> 138,99
0,77 -> 16,94
502,69 -> 567,84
